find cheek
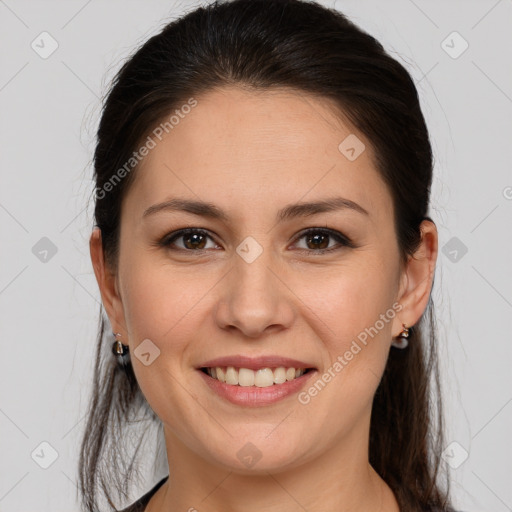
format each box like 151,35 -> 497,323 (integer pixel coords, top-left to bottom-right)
304,260 -> 396,343
118,252 -> 194,350
118,255 -> 225,370
301,260 -> 396,400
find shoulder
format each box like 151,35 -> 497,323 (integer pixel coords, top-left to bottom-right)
117,476 -> 169,512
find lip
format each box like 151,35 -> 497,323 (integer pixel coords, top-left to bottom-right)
197,355 -> 317,371
197,367 -> 318,407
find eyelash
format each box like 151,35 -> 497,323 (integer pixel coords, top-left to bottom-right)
158,227 -> 355,255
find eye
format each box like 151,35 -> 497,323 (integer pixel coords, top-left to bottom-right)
158,227 -> 354,254
160,228 -> 219,251
291,228 -> 354,254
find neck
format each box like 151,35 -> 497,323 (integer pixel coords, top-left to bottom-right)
146,425 -> 400,512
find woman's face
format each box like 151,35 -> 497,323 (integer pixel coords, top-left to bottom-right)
104,86 -> 417,473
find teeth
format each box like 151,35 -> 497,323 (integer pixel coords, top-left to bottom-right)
225,366 -> 238,385
205,366 -> 308,387
216,367 -> 226,382
273,367 -> 287,384
254,368 -> 274,387
238,367 -> 254,386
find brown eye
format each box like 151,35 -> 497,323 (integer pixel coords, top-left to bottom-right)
162,228 -> 217,251
293,228 -> 353,254
159,227 -> 354,255
305,232 -> 330,250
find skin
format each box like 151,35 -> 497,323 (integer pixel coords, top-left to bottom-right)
90,86 -> 438,512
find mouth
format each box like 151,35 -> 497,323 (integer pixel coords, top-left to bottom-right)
199,366 -> 315,387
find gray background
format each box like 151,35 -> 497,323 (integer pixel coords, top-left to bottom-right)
1,0 -> 511,510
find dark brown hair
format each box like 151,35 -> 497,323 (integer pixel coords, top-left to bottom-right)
79,0 -> 454,510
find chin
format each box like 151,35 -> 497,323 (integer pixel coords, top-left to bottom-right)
199,433 -> 311,474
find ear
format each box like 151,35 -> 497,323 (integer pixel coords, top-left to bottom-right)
394,219 -> 438,336
89,227 -> 127,336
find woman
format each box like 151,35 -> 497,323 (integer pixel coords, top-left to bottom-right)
80,0 -> 457,510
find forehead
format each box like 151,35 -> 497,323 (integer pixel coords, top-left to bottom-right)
125,86 -> 392,221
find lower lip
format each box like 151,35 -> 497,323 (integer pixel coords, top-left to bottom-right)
197,369 -> 317,407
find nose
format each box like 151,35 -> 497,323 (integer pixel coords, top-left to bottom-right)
214,247 -> 295,339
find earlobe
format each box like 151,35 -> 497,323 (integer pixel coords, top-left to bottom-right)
394,220 -> 438,334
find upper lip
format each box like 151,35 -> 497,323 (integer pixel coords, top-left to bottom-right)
198,355 -> 317,371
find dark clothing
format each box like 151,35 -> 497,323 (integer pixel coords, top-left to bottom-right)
118,476 -> 169,512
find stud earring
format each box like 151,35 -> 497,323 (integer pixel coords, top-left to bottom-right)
391,323 -> 409,349
112,332 -> 130,365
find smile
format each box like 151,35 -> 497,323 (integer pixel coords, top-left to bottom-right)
201,366 -> 312,387
197,366 -> 317,407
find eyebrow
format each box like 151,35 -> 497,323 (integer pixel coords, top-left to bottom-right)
142,196 -> 369,222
